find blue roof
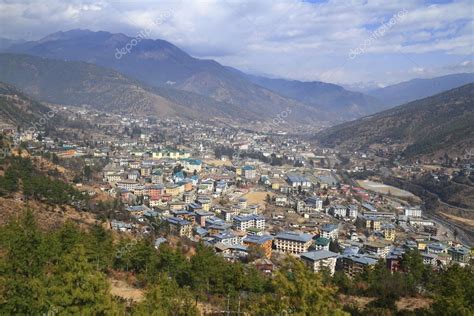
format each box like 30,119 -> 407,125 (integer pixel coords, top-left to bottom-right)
342,254 -> 378,265
234,214 -> 265,222
321,224 -> 338,232
287,173 -> 309,183
166,217 -> 191,226
243,235 -> 273,245
276,231 -> 313,243
300,250 -> 339,261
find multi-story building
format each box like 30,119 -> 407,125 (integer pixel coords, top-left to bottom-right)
337,254 -> 378,278
448,246 -> 470,266
330,205 -> 347,218
166,217 -> 193,238
381,223 -> 396,241
243,235 -> 274,258
233,214 -> 265,231
404,207 -> 422,217
274,231 -> 313,254
364,240 -> 392,258
300,250 -> 339,275
212,230 -> 241,246
320,224 -> 338,240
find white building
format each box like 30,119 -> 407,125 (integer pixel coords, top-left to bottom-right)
404,207 -> 422,217
274,231 -> 313,254
233,214 -> 265,231
300,250 -> 339,275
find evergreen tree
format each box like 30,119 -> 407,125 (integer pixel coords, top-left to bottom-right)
47,244 -> 114,314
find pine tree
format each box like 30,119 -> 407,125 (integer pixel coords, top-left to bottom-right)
47,244 -> 114,314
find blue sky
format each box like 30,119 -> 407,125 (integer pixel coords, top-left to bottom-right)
0,0 -> 472,86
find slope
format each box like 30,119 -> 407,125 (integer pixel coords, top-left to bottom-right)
316,84 -> 474,157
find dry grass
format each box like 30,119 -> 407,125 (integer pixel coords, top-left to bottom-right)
440,212 -> 474,228
109,278 -> 144,302
204,159 -> 233,167
357,180 -> 419,199
242,191 -> 274,208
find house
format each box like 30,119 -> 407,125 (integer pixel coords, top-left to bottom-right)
363,215 -> 382,231
195,210 -> 214,227
329,205 -> 347,218
305,197 -> 323,212
126,205 -> 151,218
243,235 -> 274,258
287,173 -> 311,189
181,158 -> 202,173
426,242 -> 448,254
242,165 -> 257,179
252,258 -> 274,275
320,224 -> 338,240
347,205 -> 358,218
274,231 -> 313,254
337,254 -> 378,278
275,195 -> 288,207
448,246 -> 470,266
300,250 -> 339,275
233,214 -> 265,231
166,217 -> 192,238
212,230 -> 241,246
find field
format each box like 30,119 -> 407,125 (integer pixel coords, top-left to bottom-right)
357,180 -> 418,198
203,159 -> 233,167
242,191 -> 275,208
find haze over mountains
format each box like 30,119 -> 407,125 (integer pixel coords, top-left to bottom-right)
316,84 -> 474,157
1,29 -> 473,125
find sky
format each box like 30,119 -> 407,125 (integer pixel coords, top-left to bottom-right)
0,0 -> 473,86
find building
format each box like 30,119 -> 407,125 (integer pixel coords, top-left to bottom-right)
242,165 -> 257,179
233,214 -> 265,231
287,173 -> 311,189
166,217 -> 192,238
314,237 -> 331,251
212,230 -> 241,246
448,246 -> 470,266
364,240 -> 392,258
274,231 -> 313,254
338,254 -> 378,278
364,215 -> 382,231
300,250 -> 339,275
320,224 -> 338,240
304,197 -> 323,212
404,207 -> 422,217
243,235 -> 274,258
330,205 -> 347,218
381,223 -> 396,241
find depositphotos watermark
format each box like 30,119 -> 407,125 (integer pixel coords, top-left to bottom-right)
27,108 -> 58,134
261,107 -> 292,134
115,239 -> 138,259
0,148 -> 10,160
349,8 -> 408,60
115,10 -> 173,60
464,148 -> 474,160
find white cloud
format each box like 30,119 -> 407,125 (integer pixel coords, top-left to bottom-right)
0,0 -> 472,84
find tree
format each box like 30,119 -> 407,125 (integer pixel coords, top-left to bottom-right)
252,257 -> 346,315
135,274 -> 198,316
0,210 -> 47,314
47,244 -> 114,314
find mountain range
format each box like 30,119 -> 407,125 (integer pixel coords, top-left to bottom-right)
2,29 -> 473,125
367,73 -> 474,108
315,84 -> 474,157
